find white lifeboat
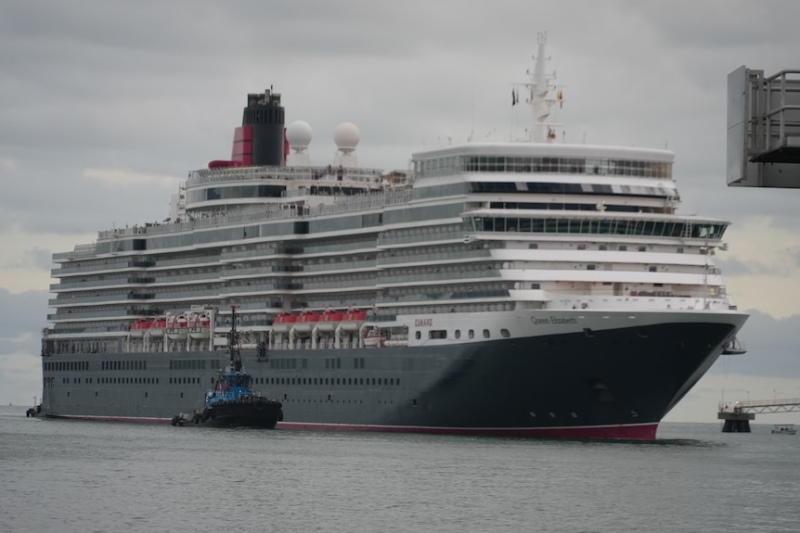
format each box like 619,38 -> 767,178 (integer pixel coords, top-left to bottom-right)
188,313 -> 211,340
363,328 -> 383,348
166,314 -> 189,340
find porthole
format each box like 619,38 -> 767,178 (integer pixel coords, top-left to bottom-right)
483,329 -> 490,339
500,329 -> 510,338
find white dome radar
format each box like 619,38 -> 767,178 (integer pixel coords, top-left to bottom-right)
286,120 -> 313,152
333,122 -> 360,153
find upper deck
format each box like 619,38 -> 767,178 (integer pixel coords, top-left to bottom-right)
412,142 -> 673,181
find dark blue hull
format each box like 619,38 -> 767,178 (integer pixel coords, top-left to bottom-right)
39,317 -> 739,439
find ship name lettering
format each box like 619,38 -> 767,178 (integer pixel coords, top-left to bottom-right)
530,317 -> 578,325
415,318 -> 433,327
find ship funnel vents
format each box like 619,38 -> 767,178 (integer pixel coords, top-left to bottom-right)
286,120 -> 313,167
333,122 -> 360,168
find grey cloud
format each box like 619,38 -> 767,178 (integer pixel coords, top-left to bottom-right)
0,248 -> 54,271
710,310 -> 800,380
0,289 -> 48,356
714,257 -> 779,277
786,246 -> 800,268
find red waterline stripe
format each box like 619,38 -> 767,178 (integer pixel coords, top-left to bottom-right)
48,414 -> 171,424
276,421 -> 659,441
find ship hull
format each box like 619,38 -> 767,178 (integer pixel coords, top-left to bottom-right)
176,401 -> 283,429
39,311 -> 745,440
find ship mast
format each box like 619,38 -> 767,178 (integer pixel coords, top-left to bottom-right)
228,306 -> 242,372
525,32 -> 562,143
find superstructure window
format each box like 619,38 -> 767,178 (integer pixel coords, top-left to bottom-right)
428,330 -> 447,340
469,216 -> 724,240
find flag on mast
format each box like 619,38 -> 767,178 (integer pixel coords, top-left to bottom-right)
512,88 -> 517,106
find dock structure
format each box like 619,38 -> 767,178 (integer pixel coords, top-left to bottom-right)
718,398 -> 800,432
727,67 -> 800,189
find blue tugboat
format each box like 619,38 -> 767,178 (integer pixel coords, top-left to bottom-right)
172,307 -> 283,428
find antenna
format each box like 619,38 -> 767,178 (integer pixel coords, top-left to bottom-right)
517,32 -> 564,143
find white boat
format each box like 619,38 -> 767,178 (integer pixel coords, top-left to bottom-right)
771,424 -> 796,435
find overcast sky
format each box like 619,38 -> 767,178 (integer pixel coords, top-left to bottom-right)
2,0 -> 800,424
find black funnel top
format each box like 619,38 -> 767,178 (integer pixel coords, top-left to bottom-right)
242,89 -> 285,167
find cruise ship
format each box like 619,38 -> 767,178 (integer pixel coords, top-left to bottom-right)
39,37 -> 748,440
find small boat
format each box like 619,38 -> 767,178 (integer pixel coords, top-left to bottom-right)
722,337 -> 747,355
363,328 -> 383,347
172,306 -> 282,428
771,424 -> 796,435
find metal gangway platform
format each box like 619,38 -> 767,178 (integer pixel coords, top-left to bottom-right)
718,397 -> 800,432
728,67 -> 800,188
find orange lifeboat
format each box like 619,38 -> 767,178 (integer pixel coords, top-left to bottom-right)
340,309 -> 367,332
149,317 -> 167,338
317,310 -> 344,332
130,319 -> 152,338
272,312 -> 297,334
293,311 -> 321,333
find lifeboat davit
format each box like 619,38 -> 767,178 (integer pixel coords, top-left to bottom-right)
130,319 -> 152,338
149,317 -> 167,338
317,310 -> 344,332
166,314 -> 189,340
188,313 -> 211,340
340,309 -> 367,332
293,311 -> 321,333
272,313 -> 296,334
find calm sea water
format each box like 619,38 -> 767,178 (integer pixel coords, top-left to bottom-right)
1,406 -> 797,533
